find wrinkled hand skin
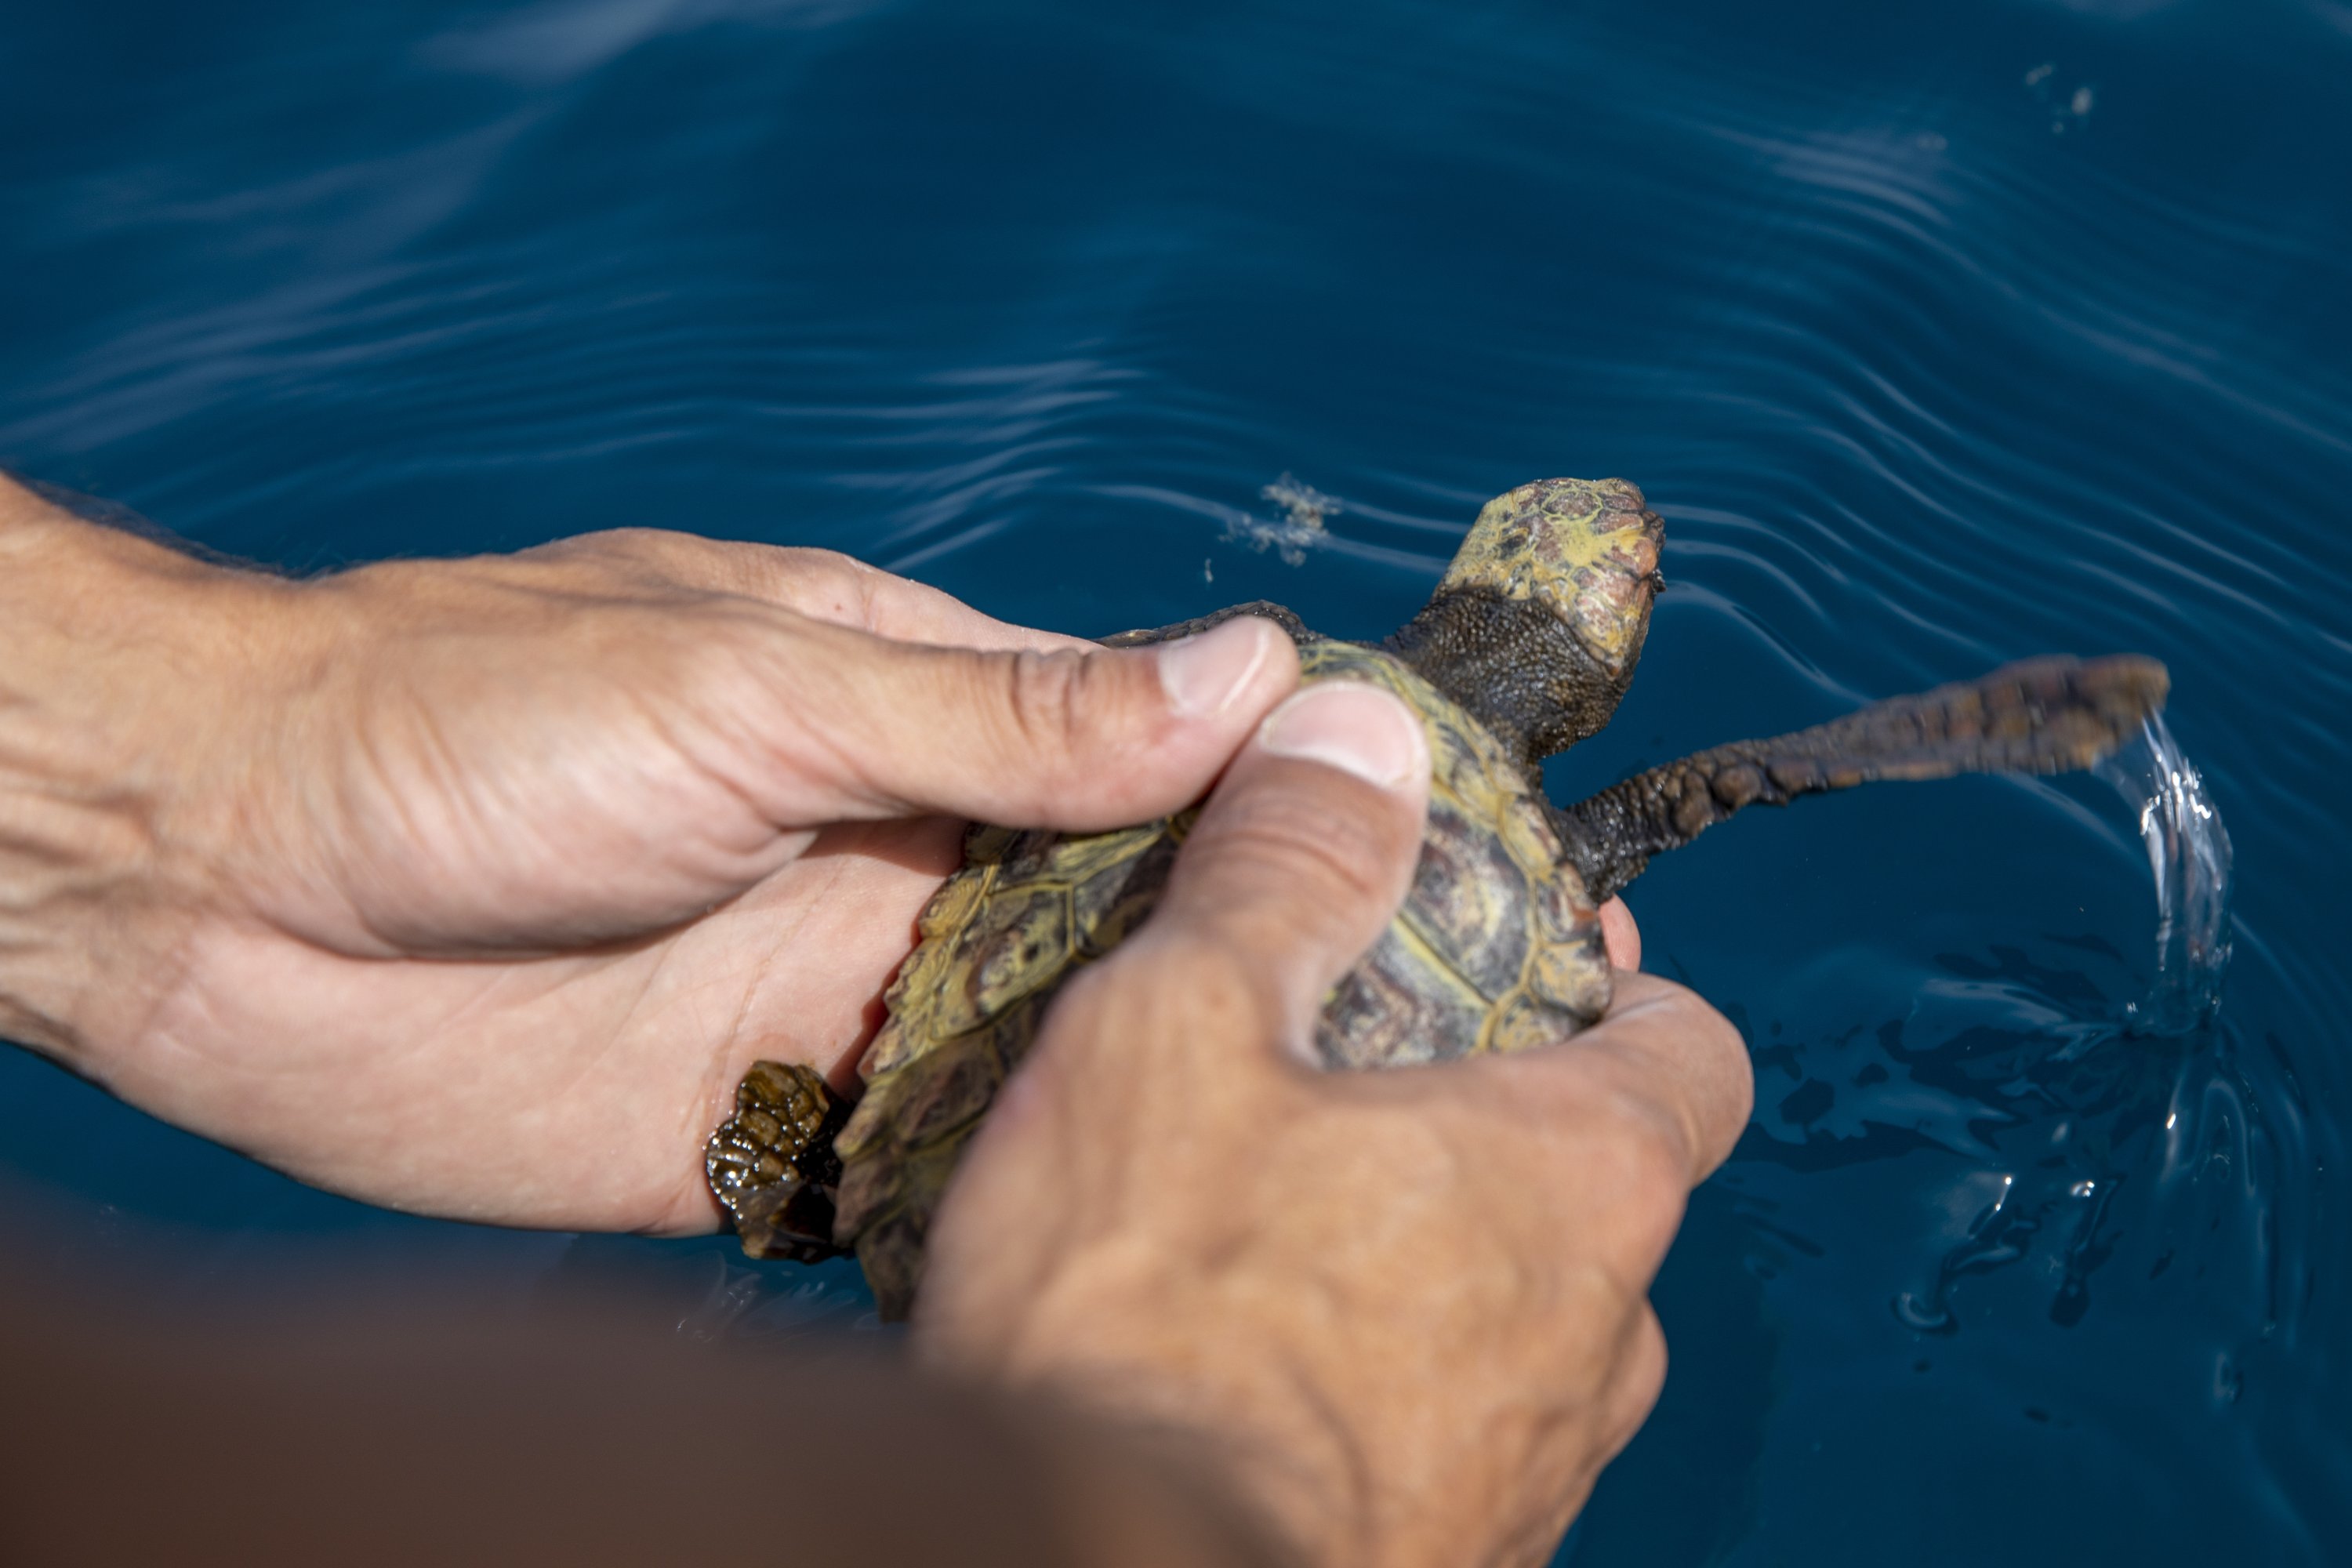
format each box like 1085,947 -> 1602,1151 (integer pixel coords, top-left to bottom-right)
918,685 -> 1751,1568
0,474 -> 1299,1232
1,472 -> 1755,1566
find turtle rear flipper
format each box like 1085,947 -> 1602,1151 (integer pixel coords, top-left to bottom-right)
706,1062 -> 851,1263
1559,655 -> 2169,902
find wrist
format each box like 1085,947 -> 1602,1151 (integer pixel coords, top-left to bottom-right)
0,479 -> 290,1064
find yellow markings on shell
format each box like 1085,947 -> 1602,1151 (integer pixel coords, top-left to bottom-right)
1528,931 -> 1610,1018
1483,989 -> 1564,1055
1379,911 -> 1491,1050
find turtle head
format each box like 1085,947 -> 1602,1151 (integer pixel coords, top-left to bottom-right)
1387,477 -> 1667,763
1437,477 -> 1665,684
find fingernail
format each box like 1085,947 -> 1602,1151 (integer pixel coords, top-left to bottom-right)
1159,618 -> 1273,717
1257,682 -> 1427,789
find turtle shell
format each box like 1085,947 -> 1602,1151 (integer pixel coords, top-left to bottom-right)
829,636 -> 1611,1319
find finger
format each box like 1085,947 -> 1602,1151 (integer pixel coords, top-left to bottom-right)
1127,681 -> 1432,1044
529,529 -> 1094,653
1565,971 -> 1754,1184
742,611 -> 1302,831
1599,896 -> 1640,971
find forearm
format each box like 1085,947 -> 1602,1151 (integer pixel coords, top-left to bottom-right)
0,476 -> 277,1064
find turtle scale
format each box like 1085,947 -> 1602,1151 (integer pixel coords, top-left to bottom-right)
825,638 -> 1610,1312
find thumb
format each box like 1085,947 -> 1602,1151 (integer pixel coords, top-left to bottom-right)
753,612 -> 1301,831
1133,680 -> 1433,1046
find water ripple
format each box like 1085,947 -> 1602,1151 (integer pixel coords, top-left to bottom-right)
2,1 -> 2347,1561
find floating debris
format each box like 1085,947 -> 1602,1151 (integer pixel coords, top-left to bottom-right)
1221,473 -> 1343,566
1261,472 -> 1342,530
1222,511 -> 1328,566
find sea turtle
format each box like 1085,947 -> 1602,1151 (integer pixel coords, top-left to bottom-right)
706,477 -> 2165,1319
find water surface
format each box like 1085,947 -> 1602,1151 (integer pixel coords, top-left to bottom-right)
4,2 -> 2348,1562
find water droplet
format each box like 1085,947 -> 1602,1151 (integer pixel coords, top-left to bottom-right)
1894,1290 -> 1957,1334
2095,713 -> 2234,1033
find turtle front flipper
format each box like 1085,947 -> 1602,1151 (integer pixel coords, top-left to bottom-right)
1558,655 -> 2169,902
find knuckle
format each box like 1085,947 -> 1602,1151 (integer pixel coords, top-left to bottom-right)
520,528 -> 718,591
1599,1308 -> 1669,1458
526,525 -> 668,562
998,647 -> 1102,761
977,647 -> 1182,809
1534,1260 -> 1649,1383
768,546 -> 878,615
769,545 -> 862,579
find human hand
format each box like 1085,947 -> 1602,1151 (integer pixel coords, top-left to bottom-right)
916,681 -> 1751,1568
0,477 -> 1298,1232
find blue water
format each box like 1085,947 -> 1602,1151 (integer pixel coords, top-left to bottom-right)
5,1 -> 2349,1559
